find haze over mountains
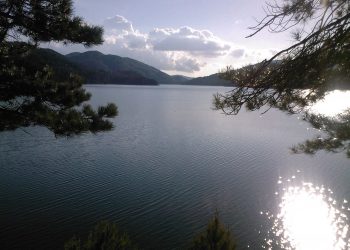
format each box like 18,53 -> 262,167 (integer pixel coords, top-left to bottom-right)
31,48 -> 233,86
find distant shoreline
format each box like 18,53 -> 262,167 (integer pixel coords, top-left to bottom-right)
84,83 -> 233,88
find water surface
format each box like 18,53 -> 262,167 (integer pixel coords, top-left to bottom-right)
1,85 -> 350,249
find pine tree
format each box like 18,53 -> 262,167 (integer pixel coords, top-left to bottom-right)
64,221 -> 137,250
189,213 -> 236,250
0,0 -> 118,136
214,0 -> 350,157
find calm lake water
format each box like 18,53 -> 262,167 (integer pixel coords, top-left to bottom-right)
1,85 -> 350,249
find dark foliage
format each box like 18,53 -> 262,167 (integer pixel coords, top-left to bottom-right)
189,214 -> 236,250
64,221 -> 137,250
292,109 -> 350,157
215,0 -> 350,114
65,216 -> 236,250
214,0 -> 350,157
0,0 -> 103,45
0,0 -> 117,136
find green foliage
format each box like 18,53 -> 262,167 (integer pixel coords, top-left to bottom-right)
65,216 -> 236,250
189,214 -> 236,250
64,221 -> 137,250
215,0 -> 350,157
0,0 -> 103,45
23,47 -> 84,82
65,236 -> 82,250
291,109 -> 350,157
0,0 -> 117,136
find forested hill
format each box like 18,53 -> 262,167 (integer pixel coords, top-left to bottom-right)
29,48 -> 234,86
24,48 -> 82,81
66,51 -> 174,84
183,73 -> 232,86
28,48 -> 158,85
64,51 -> 234,86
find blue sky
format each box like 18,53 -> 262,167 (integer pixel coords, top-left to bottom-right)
48,0 -> 293,77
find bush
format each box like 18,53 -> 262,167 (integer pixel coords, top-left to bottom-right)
189,213 -> 236,250
64,221 -> 137,250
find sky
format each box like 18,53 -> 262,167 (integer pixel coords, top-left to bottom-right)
46,0 -> 294,77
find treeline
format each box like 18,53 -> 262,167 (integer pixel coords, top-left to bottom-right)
64,214 -> 236,250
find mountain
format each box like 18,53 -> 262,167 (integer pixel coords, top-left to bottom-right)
66,51 -> 174,84
24,47 -> 82,81
25,48 -> 157,85
184,73 -> 233,86
171,75 -> 193,83
29,48 -> 236,87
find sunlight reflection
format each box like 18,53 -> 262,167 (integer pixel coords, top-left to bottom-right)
264,178 -> 350,250
309,90 -> 350,117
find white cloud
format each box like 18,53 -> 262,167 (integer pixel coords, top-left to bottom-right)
103,15 -> 148,49
149,26 -> 231,56
103,15 -> 139,35
100,16 -> 281,75
43,15 -> 281,76
101,16 -> 206,73
171,54 -> 204,72
223,47 -> 280,70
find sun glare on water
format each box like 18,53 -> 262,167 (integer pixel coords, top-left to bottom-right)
309,90 -> 350,117
278,185 -> 348,250
263,178 -> 350,250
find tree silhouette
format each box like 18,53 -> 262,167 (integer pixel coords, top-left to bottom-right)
214,0 -> 350,157
189,213 -> 236,250
0,0 -> 118,136
64,216 -> 236,250
64,221 -> 137,250
291,110 -> 350,157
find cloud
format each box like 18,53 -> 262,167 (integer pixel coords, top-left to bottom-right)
45,15 -> 276,76
104,33 -> 148,50
103,15 -> 148,49
103,15 -> 134,33
100,15 -> 230,73
231,48 -> 245,58
171,54 -> 204,72
149,26 -> 231,56
223,47 -> 280,70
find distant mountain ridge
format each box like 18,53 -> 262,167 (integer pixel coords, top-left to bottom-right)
33,48 -> 234,86
171,75 -> 193,83
66,51 -> 174,84
184,73 -> 232,86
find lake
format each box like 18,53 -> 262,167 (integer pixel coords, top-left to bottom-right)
1,84 -> 350,249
